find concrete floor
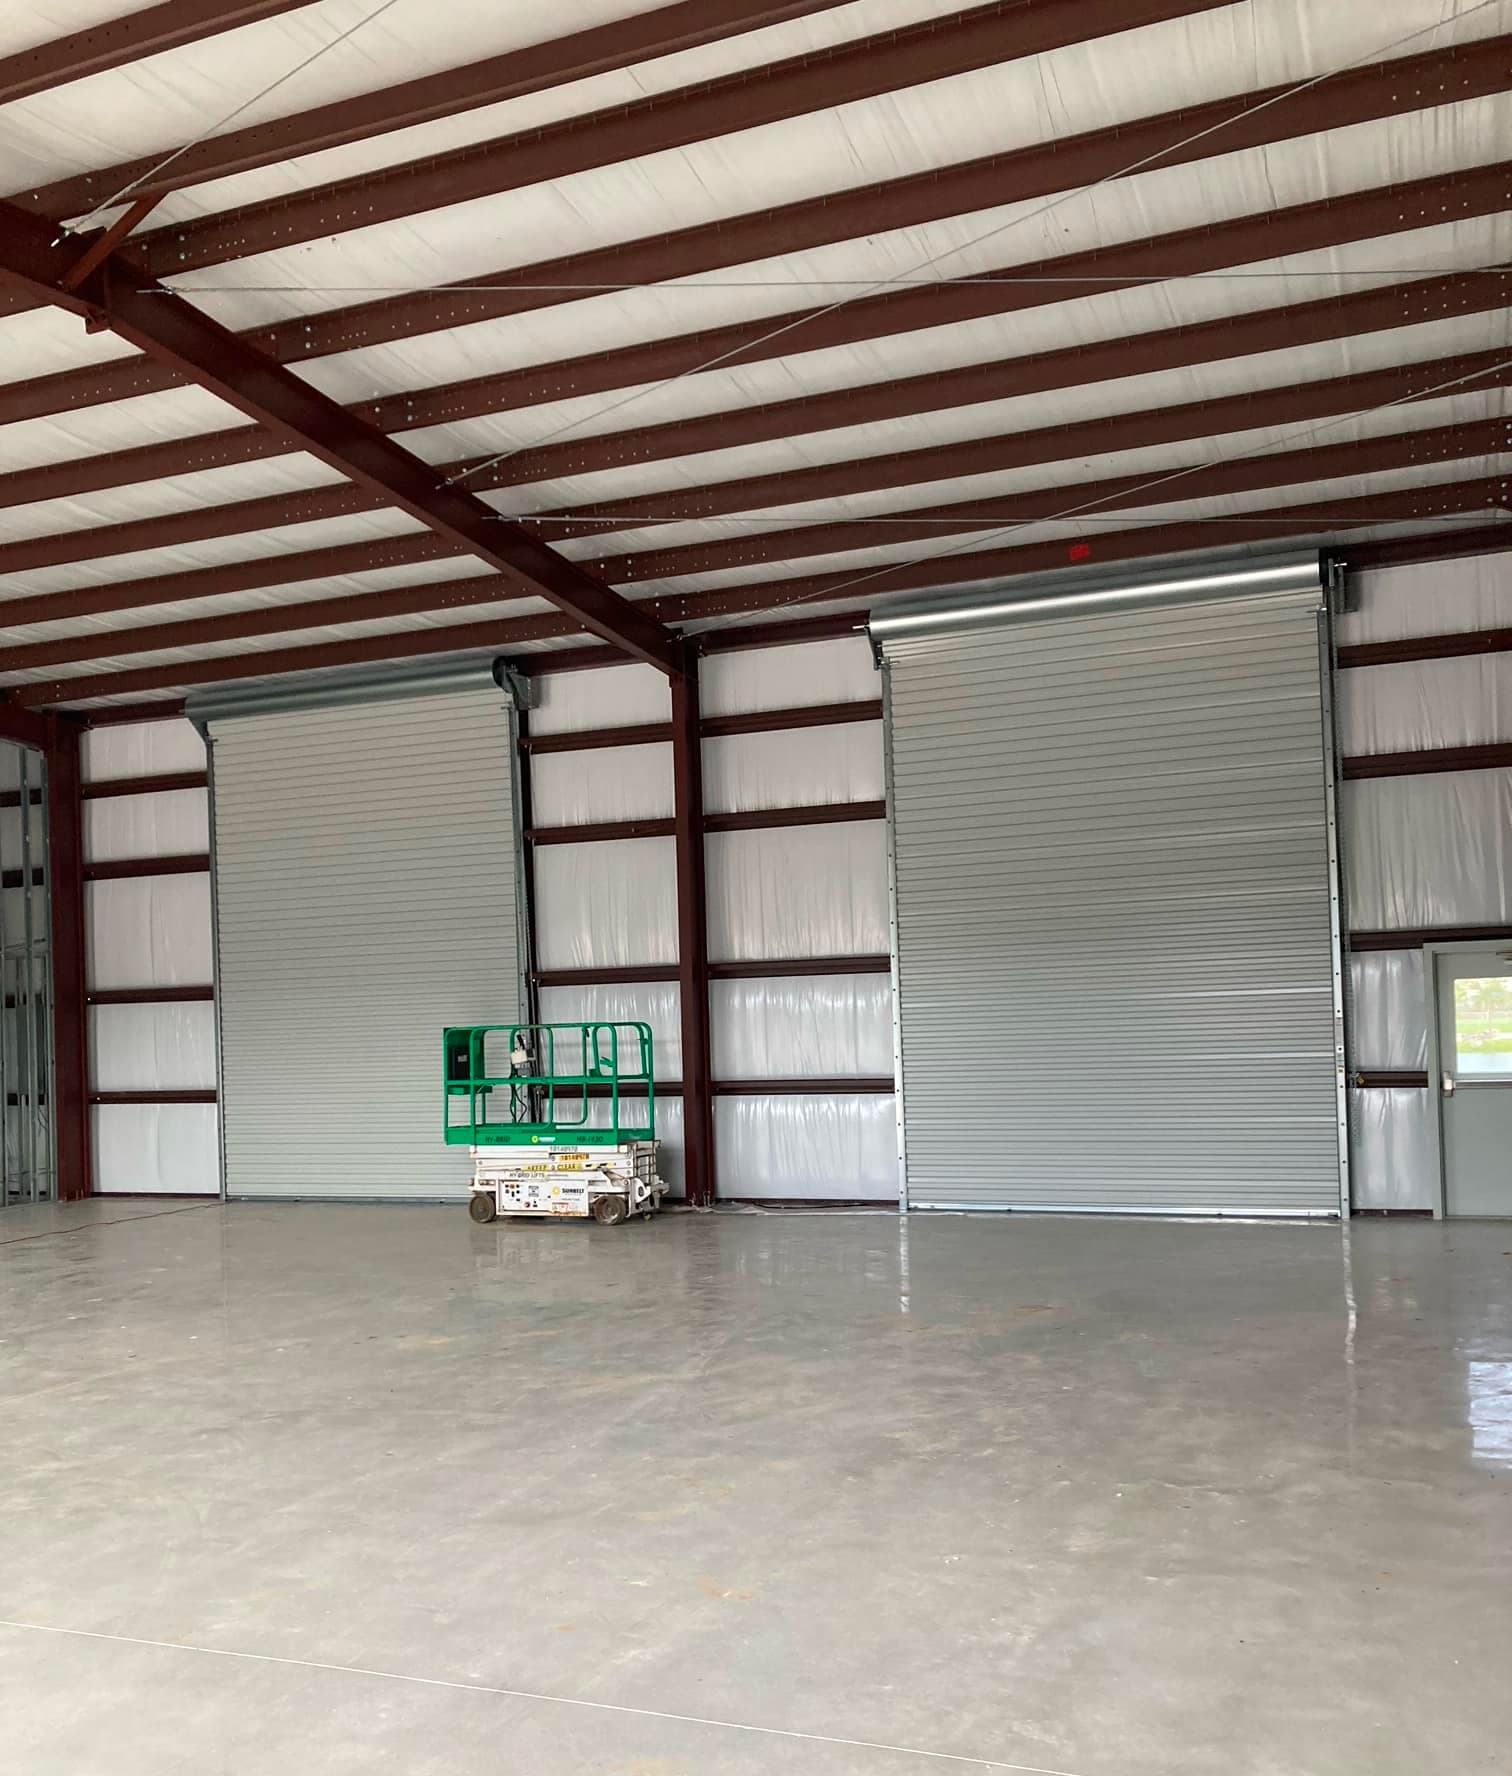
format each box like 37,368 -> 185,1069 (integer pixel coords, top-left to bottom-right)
1,1204 -> 1510,1775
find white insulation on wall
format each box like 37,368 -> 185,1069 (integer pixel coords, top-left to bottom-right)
91,1104 -> 220,1198
700,636 -> 876,714
707,822 -> 889,962
714,1095 -> 896,1201
1337,556 -> 1512,647
85,788 -> 209,862
539,981 -> 682,1082
703,724 -> 883,813
535,836 -> 677,970
1348,1088 -> 1434,1213
529,662 -> 670,734
86,873 -> 213,991
1337,655 -> 1512,756
1344,771 -> 1512,932
711,975 -> 894,1079
1348,950 -> 1427,1072
531,743 -> 674,826
82,719 -> 206,780
83,717 -> 218,1196
1340,550 -> 1512,1213
90,1002 -> 217,1094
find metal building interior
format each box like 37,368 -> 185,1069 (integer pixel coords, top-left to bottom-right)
1,1 -> 1510,1770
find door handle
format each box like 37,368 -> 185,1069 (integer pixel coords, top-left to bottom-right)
1442,1072 -> 1456,1097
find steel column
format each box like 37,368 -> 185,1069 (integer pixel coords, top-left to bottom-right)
45,722 -> 90,1201
671,648 -> 716,1207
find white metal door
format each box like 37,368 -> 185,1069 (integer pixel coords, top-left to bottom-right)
878,558 -> 1344,1216
1437,951 -> 1512,1217
210,687 -> 519,1200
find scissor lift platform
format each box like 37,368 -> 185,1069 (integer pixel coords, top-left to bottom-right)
444,1021 -> 666,1225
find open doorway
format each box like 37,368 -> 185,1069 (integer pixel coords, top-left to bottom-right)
0,741 -> 54,1207
1433,948 -> 1512,1218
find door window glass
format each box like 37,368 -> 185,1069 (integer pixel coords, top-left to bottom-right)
1454,976 -> 1512,1077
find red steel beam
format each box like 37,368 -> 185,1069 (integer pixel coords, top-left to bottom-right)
579,401 -> 1512,586
45,721 -> 91,1200
6,256 -> 1509,521
0,577 -> 522,670
1341,520 -> 1512,572
31,1 -> 1231,263
0,536 -> 458,629
0,0 -> 316,105
1342,741 -> 1512,779
0,202 -> 681,674
19,1 -> 859,216
526,611 -> 869,676
15,611 -> 588,703
0,406 -> 1499,674
6,333 -> 1505,581
1338,617 -> 1512,671
2,32 -> 1506,452
642,476 -> 1512,623
671,646 -> 716,1208
81,698 -> 188,725
11,477 -> 1509,708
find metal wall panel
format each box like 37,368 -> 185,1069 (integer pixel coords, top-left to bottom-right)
211,688 -> 517,1200
884,589 -> 1342,1214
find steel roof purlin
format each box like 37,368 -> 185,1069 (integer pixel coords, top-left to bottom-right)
0,200 -> 682,675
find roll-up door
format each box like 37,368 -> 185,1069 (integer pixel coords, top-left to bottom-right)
877,556 -> 1346,1216
208,686 -> 519,1200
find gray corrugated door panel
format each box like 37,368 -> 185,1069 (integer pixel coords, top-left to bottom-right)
210,688 -> 517,1200
883,592 -> 1341,1215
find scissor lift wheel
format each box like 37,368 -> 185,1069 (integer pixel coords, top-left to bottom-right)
468,1192 -> 497,1225
591,1193 -> 629,1226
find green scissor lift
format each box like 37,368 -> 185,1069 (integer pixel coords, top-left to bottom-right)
444,1021 -> 665,1224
